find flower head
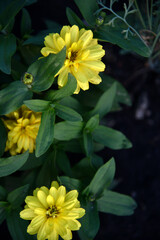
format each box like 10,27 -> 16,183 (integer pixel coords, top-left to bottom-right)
2,105 -> 41,155
41,25 -> 105,93
20,181 -> 85,240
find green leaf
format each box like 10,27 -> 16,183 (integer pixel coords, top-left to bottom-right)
24,99 -> 51,112
45,74 -> 77,101
56,151 -> 72,177
0,151 -> 29,177
35,108 -> 55,157
27,47 -> 66,92
88,83 -> 117,119
55,103 -> 82,122
99,74 -> 132,108
0,34 -> 16,74
66,7 -> 85,28
36,150 -> 57,188
83,130 -> 93,157
20,152 -> 46,171
93,125 -> 132,149
84,158 -> 115,199
94,17 -> 151,57
74,0 -> 99,26
0,81 -> 33,115
72,157 -> 96,180
58,176 -> 82,191
97,190 -> 137,216
54,121 -> 83,141
85,114 -> 99,133
0,201 -> 8,224
25,0 -> 37,6
0,119 -> 7,157
7,208 -> 35,240
21,8 -> 32,37
0,0 -> 26,30
7,184 -> 29,209
0,186 -> 7,200
79,201 -> 100,239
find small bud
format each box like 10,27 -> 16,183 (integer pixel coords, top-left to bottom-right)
22,72 -> 34,85
96,16 -> 104,26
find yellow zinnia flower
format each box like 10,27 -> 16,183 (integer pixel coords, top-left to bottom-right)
20,181 -> 85,240
41,25 -> 105,93
2,105 -> 41,155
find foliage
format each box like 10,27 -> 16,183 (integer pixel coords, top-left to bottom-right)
2,0 -> 158,239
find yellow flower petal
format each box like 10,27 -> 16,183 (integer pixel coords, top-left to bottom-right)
20,209 -> 36,220
56,186 -> 66,206
37,190 -> 49,209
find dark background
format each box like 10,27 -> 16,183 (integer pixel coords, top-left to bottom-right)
3,0 -> 160,239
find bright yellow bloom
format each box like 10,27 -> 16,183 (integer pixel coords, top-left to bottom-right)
20,181 -> 85,240
41,25 -> 105,94
2,105 -> 41,155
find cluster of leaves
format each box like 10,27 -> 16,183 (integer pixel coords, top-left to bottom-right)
0,0 -> 140,240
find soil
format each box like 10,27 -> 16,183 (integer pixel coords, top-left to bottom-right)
2,0 -> 160,239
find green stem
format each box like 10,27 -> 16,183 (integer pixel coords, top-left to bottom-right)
146,0 -> 151,30
134,0 -> 146,28
151,31 -> 160,54
97,1 -> 148,47
150,0 -> 153,31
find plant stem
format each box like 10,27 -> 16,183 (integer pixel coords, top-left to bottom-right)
150,0 -> 153,31
97,0 -> 148,47
146,0 -> 151,30
134,0 -> 146,29
151,30 -> 160,54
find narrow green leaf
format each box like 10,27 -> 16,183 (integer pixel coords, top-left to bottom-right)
27,47 -> 66,92
0,206 -> 7,224
56,151 -> 72,176
94,17 -> 151,57
93,125 -> 132,149
72,157 -> 96,180
79,201 -> 100,239
0,0 -> 26,30
55,103 -> 82,122
0,81 -> 33,115
0,186 -> 7,200
24,99 -> 51,112
89,83 -> 117,119
83,130 -> 93,157
85,158 -> 115,198
0,151 -> 29,177
0,119 -> 7,157
58,176 -> 82,191
85,114 -> 99,132
7,184 -> 29,209
54,121 -> 83,141
99,74 -> 132,107
97,190 -> 137,216
0,201 -> 8,224
20,152 -> 46,171
46,74 -> 77,101
0,34 -> 16,74
74,0 -> 99,26
66,7 -> 85,28
21,8 -> 32,37
36,150 -> 57,188
35,108 -> 55,157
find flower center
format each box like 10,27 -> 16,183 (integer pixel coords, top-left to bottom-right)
46,206 -> 58,218
70,51 -> 78,62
